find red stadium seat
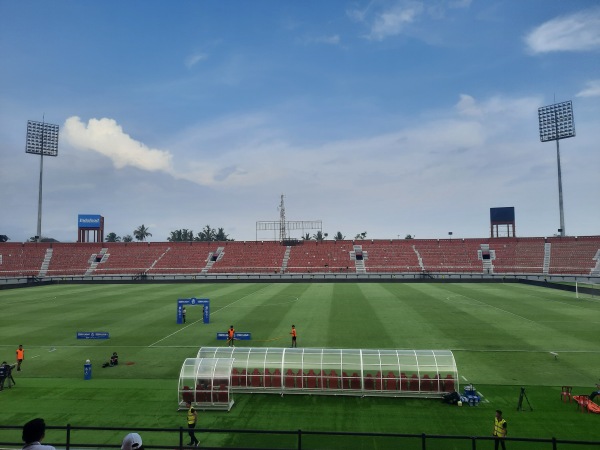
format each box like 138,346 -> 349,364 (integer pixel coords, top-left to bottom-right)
285,369 -> 295,388
250,368 -> 261,387
272,369 -> 282,388
264,368 -> 272,388
364,373 -> 374,390
327,370 -> 340,389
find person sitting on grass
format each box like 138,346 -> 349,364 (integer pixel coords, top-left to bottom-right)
102,352 -> 119,368
590,384 -> 600,402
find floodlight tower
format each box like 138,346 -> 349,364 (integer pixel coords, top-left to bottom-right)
26,119 -> 59,242
278,194 -> 287,242
538,100 -> 575,237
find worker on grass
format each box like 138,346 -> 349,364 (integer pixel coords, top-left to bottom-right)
227,325 -> 235,347
290,325 -> 297,348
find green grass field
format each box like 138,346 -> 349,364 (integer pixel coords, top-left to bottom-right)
0,282 -> 599,449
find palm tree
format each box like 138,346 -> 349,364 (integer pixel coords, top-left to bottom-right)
105,232 -> 121,242
302,233 -> 312,240
354,231 -> 367,240
333,231 -> 345,240
168,229 -> 195,242
196,225 -> 217,242
215,227 -> 232,241
133,225 -> 152,242
312,231 -> 328,241
122,235 -> 134,242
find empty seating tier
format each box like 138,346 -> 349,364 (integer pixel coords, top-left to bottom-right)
2,236 -> 599,277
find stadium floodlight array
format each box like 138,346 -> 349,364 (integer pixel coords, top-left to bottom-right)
26,119 -> 60,243
26,120 -> 60,156
538,101 -> 575,142
537,101 -> 575,237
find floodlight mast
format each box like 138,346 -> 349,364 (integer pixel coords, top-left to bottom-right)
538,101 -> 575,237
278,194 -> 287,242
26,120 -> 59,243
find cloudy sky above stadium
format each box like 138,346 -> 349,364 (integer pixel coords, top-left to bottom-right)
1,0 -> 599,243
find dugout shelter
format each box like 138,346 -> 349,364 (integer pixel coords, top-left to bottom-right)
178,357 -> 234,411
195,347 -> 458,397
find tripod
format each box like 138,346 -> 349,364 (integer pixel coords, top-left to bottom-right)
517,387 -> 533,411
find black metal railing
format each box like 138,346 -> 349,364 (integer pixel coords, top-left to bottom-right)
1,424 -> 599,449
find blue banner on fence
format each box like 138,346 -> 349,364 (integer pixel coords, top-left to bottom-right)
216,332 -> 251,340
77,332 -> 110,340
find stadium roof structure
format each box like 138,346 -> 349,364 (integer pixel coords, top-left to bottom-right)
194,347 -> 458,398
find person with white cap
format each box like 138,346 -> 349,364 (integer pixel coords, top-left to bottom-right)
121,433 -> 143,450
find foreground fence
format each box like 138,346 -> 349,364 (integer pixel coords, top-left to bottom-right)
1,425 -> 599,450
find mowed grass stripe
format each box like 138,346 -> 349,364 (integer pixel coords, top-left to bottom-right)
444,283 -> 600,352
1,282 -> 600,446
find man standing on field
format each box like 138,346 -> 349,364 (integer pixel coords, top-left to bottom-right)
186,401 -> 199,447
16,345 -> 24,371
493,409 -> 507,449
227,326 -> 235,347
290,325 -> 297,348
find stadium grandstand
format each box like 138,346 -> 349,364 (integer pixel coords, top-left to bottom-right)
1,236 -> 599,283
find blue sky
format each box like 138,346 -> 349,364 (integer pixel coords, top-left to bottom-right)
1,0 -> 599,242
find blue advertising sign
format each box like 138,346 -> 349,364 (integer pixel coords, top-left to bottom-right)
177,298 -> 210,324
216,332 -> 251,340
77,331 -> 110,340
78,214 -> 102,228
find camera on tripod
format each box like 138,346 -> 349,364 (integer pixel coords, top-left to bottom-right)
517,386 -> 533,411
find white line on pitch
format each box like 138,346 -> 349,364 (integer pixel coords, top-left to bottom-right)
148,285 -> 272,347
209,285 -> 274,316
148,319 -> 203,347
455,293 -> 536,323
31,355 -> 40,359
461,376 -> 468,382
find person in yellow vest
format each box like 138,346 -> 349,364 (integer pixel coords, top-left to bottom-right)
493,409 -> 507,450
185,401 -> 199,447
16,345 -> 24,372
290,325 -> 297,348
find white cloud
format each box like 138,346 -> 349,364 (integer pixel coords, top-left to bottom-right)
302,34 -> 341,45
368,2 -> 424,40
63,116 -> 174,172
525,8 -> 600,53
455,94 -> 541,122
576,79 -> 600,98
185,52 -> 208,68
456,94 -> 481,116
349,0 -> 471,41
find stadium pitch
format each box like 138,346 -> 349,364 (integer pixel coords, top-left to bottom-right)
0,282 -> 599,449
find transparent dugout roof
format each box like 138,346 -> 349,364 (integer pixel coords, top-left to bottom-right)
196,347 -> 457,376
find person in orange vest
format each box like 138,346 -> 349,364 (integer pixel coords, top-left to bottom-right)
290,325 -> 297,348
493,409 -> 507,450
227,326 -> 235,347
16,345 -> 24,372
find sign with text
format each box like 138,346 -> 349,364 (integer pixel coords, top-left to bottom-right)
216,332 -> 251,340
77,331 -> 109,340
78,214 -> 102,228
177,298 -> 210,324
